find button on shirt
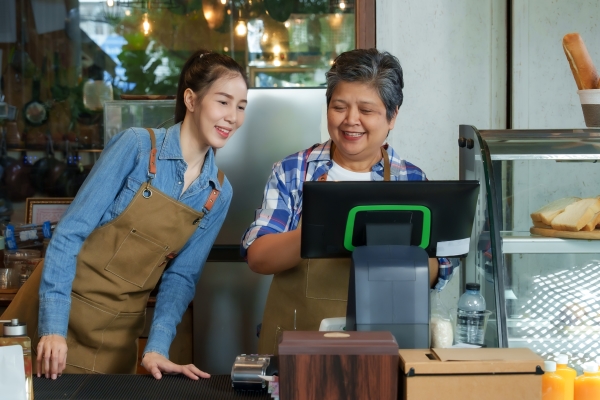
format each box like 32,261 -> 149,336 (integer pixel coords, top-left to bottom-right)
39,123 -> 232,358
240,140 -> 455,290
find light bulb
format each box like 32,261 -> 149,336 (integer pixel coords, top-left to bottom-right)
235,20 -> 247,36
142,13 -> 150,35
107,0 -> 114,7
284,21 -> 290,28
339,1 -> 346,9
273,44 -> 281,55
220,0 -> 226,4
125,9 -> 131,15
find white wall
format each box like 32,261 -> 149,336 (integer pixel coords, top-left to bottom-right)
512,0 -> 600,128
377,0 -> 507,306
377,0 -> 507,181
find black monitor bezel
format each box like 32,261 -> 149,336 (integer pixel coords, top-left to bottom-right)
300,180 -> 480,259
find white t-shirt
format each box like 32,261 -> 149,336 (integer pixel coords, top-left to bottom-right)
326,160 -> 372,181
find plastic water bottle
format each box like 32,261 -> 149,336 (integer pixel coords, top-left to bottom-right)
455,283 -> 486,345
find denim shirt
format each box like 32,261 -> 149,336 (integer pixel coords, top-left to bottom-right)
38,123 -> 232,359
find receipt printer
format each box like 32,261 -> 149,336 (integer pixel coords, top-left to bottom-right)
345,245 -> 430,348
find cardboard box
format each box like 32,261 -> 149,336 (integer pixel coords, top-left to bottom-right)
399,348 -> 544,400
279,331 -> 399,400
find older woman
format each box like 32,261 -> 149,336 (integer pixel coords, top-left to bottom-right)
241,48 -> 453,354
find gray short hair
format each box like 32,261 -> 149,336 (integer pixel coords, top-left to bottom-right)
325,48 -> 404,121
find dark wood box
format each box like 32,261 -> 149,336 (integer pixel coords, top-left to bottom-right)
278,331 -> 399,400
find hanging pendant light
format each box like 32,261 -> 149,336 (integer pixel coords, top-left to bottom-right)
142,12 -> 151,35
235,20 -> 247,36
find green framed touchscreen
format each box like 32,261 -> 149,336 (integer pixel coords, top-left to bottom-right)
343,205 -> 432,251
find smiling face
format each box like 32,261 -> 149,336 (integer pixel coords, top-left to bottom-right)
184,73 -> 248,149
327,81 -> 397,170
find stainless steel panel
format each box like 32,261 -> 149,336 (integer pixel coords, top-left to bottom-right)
193,262 -> 273,374
214,88 -> 325,244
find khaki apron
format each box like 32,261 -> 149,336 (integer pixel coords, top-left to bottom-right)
257,146 -> 391,354
2,128 -> 224,374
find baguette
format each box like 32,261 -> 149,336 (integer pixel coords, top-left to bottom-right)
530,196 -> 581,225
551,198 -> 600,231
562,33 -> 600,90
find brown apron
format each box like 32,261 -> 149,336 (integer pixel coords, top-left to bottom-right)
2,128 -> 224,374
257,146 -> 391,354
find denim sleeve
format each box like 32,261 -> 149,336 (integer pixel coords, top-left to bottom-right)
38,129 -> 141,337
143,185 -> 232,359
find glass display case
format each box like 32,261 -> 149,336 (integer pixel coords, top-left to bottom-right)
458,125 -> 600,368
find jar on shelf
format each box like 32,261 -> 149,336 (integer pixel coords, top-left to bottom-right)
3,250 -> 42,290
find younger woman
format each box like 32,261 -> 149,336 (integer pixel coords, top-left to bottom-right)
2,50 -> 248,379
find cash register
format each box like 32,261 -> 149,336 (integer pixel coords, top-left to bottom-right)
301,180 -> 479,348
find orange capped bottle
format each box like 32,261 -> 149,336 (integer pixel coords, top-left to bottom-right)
556,354 -> 577,400
575,362 -> 600,400
543,360 -> 567,400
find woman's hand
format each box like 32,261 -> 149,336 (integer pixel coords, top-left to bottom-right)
141,352 -> 210,380
37,334 -> 68,379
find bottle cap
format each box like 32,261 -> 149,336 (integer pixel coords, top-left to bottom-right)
555,354 -> 569,365
3,319 -> 27,337
466,283 -> 480,291
584,362 -> 599,373
544,361 -> 556,372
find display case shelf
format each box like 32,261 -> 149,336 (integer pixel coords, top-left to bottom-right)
501,231 -> 600,254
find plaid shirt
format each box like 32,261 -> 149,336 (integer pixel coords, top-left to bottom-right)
241,140 -> 455,290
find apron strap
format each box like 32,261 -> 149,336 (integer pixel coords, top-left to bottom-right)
203,169 -> 225,212
381,146 -> 391,181
145,128 -> 158,177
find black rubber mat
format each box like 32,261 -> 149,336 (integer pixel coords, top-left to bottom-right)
33,375 -> 89,399
34,375 -> 272,400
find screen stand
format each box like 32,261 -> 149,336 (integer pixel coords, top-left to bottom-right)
346,243 -> 430,349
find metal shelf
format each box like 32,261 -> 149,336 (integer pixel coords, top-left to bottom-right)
501,231 -> 600,254
475,154 -> 600,161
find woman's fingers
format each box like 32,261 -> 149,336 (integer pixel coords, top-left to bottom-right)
142,352 -> 210,380
186,364 -> 210,379
170,364 -> 209,380
150,364 -> 163,380
36,335 -> 68,379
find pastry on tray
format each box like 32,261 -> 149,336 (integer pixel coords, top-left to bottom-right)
530,197 -> 600,237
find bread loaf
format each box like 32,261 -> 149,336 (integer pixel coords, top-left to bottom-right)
551,198 -> 600,231
530,196 -> 581,225
581,212 -> 600,232
532,220 -> 552,229
562,33 -> 600,90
